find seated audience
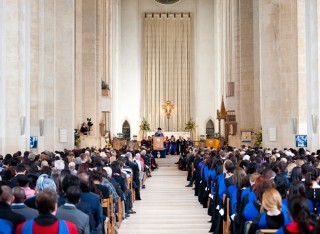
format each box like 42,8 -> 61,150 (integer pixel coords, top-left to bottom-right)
248,188 -> 291,234
56,186 -> 90,234
276,196 -> 315,234
16,189 -> 78,234
11,186 -> 38,220
0,186 -> 25,232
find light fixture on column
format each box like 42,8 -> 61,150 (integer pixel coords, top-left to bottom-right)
162,101 -> 174,130
39,119 -> 45,136
291,118 -> 297,134
312,115 -> 317,133
20,116 -> 26,135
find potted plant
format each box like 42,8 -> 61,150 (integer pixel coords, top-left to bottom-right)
139,118 -> 151,138
185,118 -> 196,140
74,129 -> 81,148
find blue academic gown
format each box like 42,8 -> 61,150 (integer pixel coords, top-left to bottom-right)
258,210 -> 291,229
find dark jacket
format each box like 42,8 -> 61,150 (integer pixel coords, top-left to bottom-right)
0,202 -> 25,231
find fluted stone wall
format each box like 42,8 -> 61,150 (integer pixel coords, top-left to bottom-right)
0,0 -> 75,154
0,0 -> 113,154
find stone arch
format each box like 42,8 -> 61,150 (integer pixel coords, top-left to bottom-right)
122,120 -> 131,141
206,119 -> 215,138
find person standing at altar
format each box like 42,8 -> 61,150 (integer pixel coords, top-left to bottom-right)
185,137 -> 194,148
165,136 -> 170,155
177,136 -> 185,155
154,127 -> 164,137
170,135 -> 177,155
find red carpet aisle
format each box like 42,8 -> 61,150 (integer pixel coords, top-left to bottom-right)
118,155 -> 210,234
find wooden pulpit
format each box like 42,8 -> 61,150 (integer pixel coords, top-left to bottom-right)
206,138 -> 220,150
153,136 -> 164,150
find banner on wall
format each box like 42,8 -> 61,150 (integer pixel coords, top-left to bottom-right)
296,135 -> 307,147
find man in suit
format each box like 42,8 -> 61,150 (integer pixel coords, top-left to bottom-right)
125,152 -> 141,200
78,172 -> 103,234
56,186 -> 90,234
11,186 -> 38,220
60,174 -> 95,232
0,185 -> 25,231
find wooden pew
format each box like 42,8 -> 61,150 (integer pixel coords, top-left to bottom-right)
222,195 -> 231,234
255,230 -> 278,234
101,195 -> 115,234
127,175 -> 135,203
117,197 -> 123,228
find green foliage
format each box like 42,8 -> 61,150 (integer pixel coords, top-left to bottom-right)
74,129 -> 80,148
139,118 -> 151,131
185,118 -> 196,131
254,129 -> 262,147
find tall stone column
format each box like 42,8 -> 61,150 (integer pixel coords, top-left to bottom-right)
259,0 -> 306,148
306,0 -> 320,150
0,0 -> 31,154
0,0 -> 75,154
53,0 -> 75,150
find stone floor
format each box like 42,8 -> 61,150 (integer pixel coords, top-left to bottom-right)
118,155 -> 211,234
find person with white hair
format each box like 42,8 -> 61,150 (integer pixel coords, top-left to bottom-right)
68,162 -> 77,175
25,174 -> 57,209
54,159 -> 66,171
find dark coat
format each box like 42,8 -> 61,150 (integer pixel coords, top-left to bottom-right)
0,202 -> 25,231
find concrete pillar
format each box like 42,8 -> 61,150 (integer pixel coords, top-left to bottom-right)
259,0 -> 305,149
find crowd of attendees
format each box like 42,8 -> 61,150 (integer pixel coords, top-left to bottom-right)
0,146 -> 157,234
183,146 -> 320,234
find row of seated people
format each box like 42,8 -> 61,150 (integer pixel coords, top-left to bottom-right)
185,146 -> 320,234
0,146 -> 157,234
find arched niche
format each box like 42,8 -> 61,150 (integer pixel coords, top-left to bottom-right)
122,120 -> 131,141
206,119 -> 215,138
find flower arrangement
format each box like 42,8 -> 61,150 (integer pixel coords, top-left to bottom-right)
74,129 -> 81,148
254,129 -> 262,147
139,118 -> 151,132
105,131 -> 112,148
185,118 -> 196,131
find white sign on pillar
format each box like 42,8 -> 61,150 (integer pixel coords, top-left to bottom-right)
268,128 -> 277,142
59,128 -> 68,143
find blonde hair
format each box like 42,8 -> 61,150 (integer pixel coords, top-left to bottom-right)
261,188 -> 282,213
295,159 -> 305,167
269,155 -> 276,163
286,162 -> 297,177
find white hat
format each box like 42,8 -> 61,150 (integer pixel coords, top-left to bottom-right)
243,155 -> 250,161
275,153 -> 280,158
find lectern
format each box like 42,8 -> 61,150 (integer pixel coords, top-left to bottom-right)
152,136 -> 166,158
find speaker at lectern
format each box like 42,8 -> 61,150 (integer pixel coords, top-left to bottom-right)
153,136 -> 164,150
